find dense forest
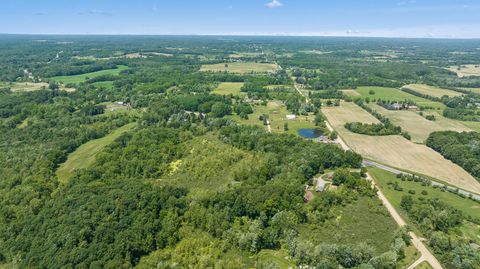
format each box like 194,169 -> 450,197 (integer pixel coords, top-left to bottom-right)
427,131 -> 480,179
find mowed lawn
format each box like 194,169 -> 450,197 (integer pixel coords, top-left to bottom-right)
229,101 -> 316,136
369,167 -> 480,244
200,62 -> 279,74
322,101 -> 480,193
367,103 -> 472,143
401,84 -> 463,98
56,122 -> 136,183
51,65 -> 128,84
211,82 -> 245,96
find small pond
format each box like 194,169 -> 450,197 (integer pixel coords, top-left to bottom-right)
297,128 -> 323,139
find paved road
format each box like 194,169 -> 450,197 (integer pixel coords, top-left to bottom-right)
363,160 -> 480,201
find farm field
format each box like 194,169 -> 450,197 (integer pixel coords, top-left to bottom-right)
322,102 -> 480,193
200,62 -> 279,74
341,89 -> 361,96
448,64 -> 480,77
56,122 -> 136,183
369,168 -> 480,244
354,86 -> 445,110
230,101 -> 316,135
401,84 -> 463,98
367,103 -> 472,143
50,65 -> 128,84
229,52 -> 262,58
211,82 -> 245,96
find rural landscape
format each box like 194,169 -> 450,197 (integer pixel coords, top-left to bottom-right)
1,1 -> 480,269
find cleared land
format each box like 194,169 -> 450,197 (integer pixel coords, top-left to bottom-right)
229,52 -> 262,58
200,62 -> 279,74
211,82 -> 245,96
51,65 -> 128,84
448,64 -> 480,77
56,123 -> 136,183
322,102 -> 480,193
354,86 -> 445,110
401,84 -> 463,98
1,82 -> 75,92
369,167 -> 480,244
230,101 -> 316,135
367,103 -> 471,143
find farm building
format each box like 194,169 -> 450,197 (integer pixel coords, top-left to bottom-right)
286,114 -> 296,120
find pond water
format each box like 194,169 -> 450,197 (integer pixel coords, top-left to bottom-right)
297,128 -> 323,139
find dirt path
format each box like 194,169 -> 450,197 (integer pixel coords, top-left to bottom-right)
365,172 -> 443,269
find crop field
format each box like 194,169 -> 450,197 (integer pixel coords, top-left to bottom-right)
341,89 -> 361,96
367,103 -> 472,143
211,82 -> 245,96
354,86 -> 445,110
200,62 -> 279,74
56,123 -> 136,183
401,84 -> 463,98
230,101 -> 316,135
448,64 -> 480,77
299,196 -> 398,254
51,65 -> 128,84
369,168 -> 480,244
322,102 -> 480,193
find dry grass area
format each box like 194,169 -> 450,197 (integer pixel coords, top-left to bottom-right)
368,103 -> 472,143
200,62 -> 279,74
7,82 -> 48,92
448,64 -> 480,77
322,101 -> 480,193
341,89 -> 361,97
401,84 -> 463,98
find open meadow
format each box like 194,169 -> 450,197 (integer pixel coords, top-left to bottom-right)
322,101 -> 480,193
56,123 -> 136,183
200,62 -> 279,74
211,82 -> 245,96
401,84 -> 463,98
448,64 -> 480,77
51,65 -> 128,84
367,103 -> 472,143
354,86 -> 445,109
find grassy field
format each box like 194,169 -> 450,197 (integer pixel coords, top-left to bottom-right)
369,167 -> 480,244
92,81 -> 114,89
229,101 -> 316,136
200,62 -> 279,74
1,82 -> 75,92
354,86 -> 445,110
461,87 -> 480,94
401,84 -> 463,98
257,250 -> 297,269
211,82 -> 245,96
299,196 -> 398,254
322,102 -> 480,193
448,64 -> 480,77
367,103 -> 472,143
341,89 -> 361,96
51,65 -> 128,84
415,261 -> 433,269
56,123 -> 136,183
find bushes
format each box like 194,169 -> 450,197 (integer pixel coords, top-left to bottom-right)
345,122 -> 401,136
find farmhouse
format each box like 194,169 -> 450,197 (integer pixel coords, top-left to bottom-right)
286,114 -> 296,120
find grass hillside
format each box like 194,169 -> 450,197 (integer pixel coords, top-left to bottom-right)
56,122 -> 136,183
51,65 -> 128,84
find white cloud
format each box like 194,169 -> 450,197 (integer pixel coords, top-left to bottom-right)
266,0 -> 283,9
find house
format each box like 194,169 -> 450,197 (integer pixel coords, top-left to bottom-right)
286,114 -> 296,120
316,177 -> 327,192
390,103 -> 402,110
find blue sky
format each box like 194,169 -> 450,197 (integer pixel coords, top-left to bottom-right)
1,0 -> 479,38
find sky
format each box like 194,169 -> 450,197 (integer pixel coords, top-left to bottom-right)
0,0 -> 479,38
